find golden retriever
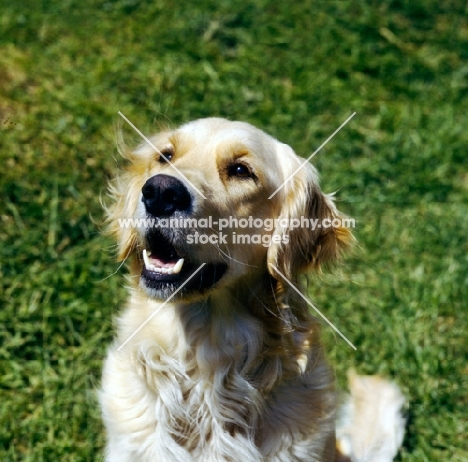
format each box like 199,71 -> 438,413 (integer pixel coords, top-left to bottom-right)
101,117 -> 405,461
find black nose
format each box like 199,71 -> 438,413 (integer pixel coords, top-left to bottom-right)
142,174 -> 192,217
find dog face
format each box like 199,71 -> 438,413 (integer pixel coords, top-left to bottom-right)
107,118 -> 351,300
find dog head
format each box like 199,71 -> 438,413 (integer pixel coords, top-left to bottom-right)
106,118 -> 352,300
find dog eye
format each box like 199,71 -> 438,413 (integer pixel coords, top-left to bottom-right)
227,163 -> 254,179
158,148 -> 174,164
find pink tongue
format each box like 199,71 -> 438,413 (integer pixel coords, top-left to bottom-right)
149,256 -> 177,269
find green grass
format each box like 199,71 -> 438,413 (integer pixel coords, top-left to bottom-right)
1,0 -> 467,460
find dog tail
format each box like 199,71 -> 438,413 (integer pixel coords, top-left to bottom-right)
335,370 -> 407,462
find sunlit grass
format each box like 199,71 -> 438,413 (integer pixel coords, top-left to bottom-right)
1,1 -> 467,460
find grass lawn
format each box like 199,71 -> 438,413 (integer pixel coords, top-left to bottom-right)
1,0 -> 467,460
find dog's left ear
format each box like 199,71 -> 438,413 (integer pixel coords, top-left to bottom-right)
267,150 -> 353,279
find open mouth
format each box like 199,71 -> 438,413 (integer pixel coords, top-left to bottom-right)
140,230 -> 227,296
142,248 -> 185,278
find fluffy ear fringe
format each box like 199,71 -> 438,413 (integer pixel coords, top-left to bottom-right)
103,174 -> 139,261
307,190 -> 354,270
103,123 -> 174,262
267,175 -> 354,280
102,127 -> 145,262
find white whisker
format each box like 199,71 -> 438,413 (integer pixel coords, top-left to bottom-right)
96,245 -> 133,282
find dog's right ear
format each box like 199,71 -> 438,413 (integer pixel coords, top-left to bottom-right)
104,127 -> 174,261
103,131 -> 150,262
104,173 -> 140,261
267,145 -> 353,280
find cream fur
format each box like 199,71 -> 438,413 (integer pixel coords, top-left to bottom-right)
101,117 -> 403,462
336,371 -> 407,462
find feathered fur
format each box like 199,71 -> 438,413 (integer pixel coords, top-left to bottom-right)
100,117 -> 404,462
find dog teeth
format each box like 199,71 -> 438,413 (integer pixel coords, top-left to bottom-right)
142,249 -> 184,275
143,249 -> 151,268
172,258 -> 184,274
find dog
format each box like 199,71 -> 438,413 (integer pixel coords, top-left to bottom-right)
100,117 -> 406,461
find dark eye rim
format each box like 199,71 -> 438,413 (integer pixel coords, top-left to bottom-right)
226,162 -> 256,179
158,147 -> 174,164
